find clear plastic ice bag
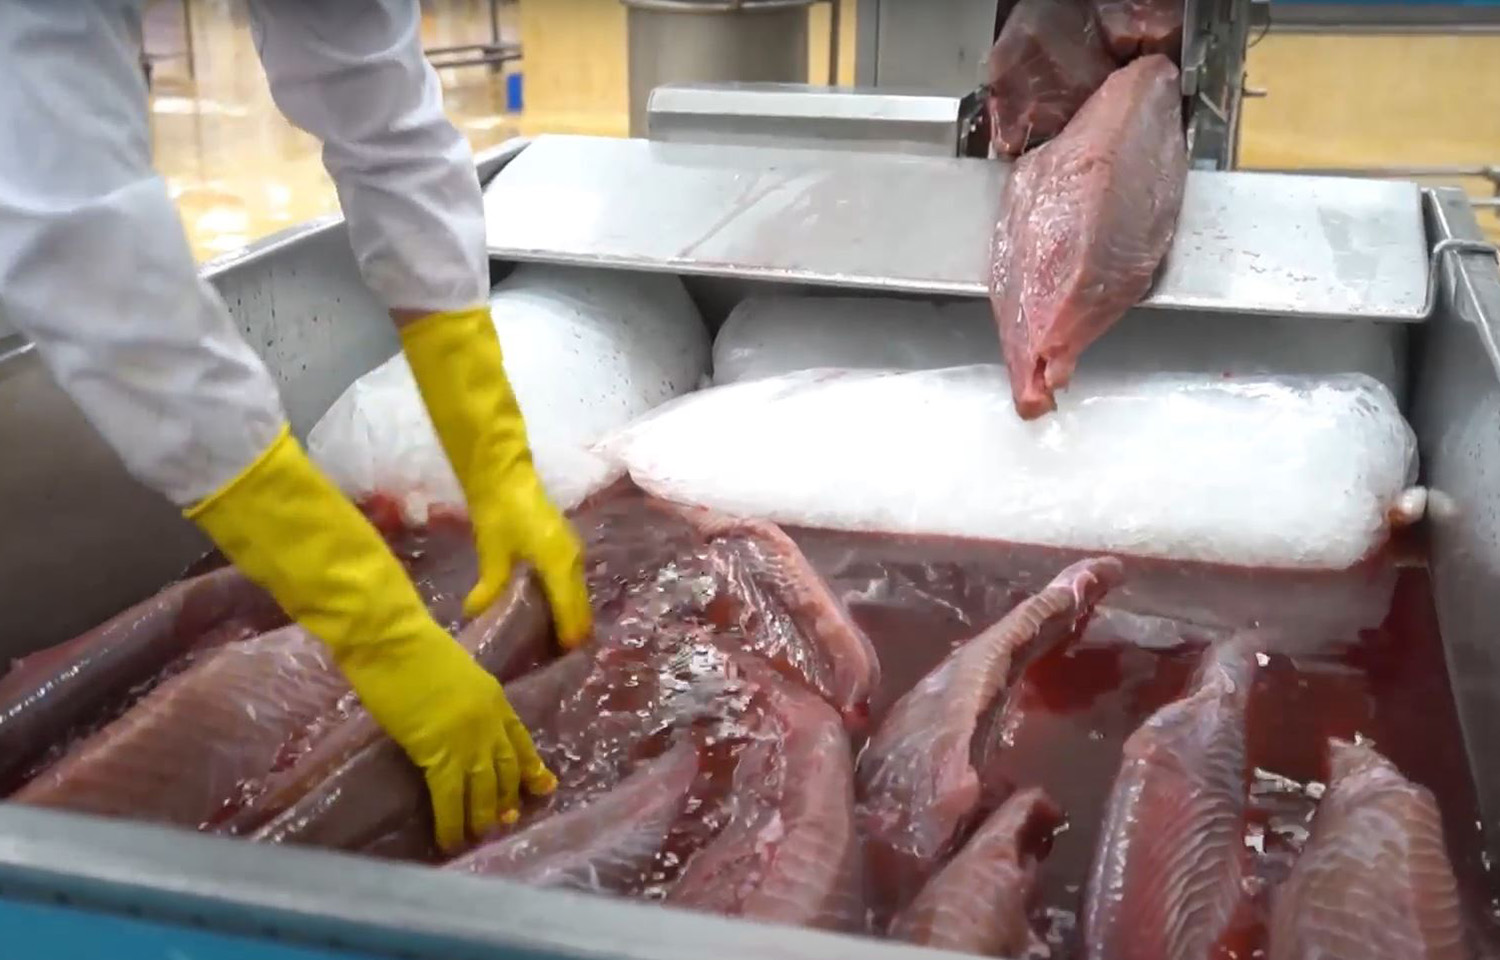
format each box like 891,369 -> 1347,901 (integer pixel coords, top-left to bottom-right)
712,296 -> 1405,400
598,366 -> 1417,570
308,264 -> 710,522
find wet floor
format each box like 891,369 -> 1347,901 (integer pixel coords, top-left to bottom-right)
143,0 -> 520,262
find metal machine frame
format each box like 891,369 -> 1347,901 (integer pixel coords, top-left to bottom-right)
852,0 -> 1266,169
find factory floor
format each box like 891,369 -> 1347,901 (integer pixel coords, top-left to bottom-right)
145,0 -> 1499,262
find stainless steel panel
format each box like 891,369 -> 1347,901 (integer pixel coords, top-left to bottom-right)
647,83 -> 967,156
624,1 -> 813,138
202,220 -> 396,439
1412,187 -> 1500,871
1,213 -> 398,659
484,135 -> 1431,322
0,346 -> 205,658
854,0 -> 999,91
0,804 -> 951,960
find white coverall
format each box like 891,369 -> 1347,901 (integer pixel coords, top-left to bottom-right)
0,0 -> 488,506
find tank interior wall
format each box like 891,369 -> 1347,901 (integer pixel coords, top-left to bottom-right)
1411,189 -> 1500,873
0,217 -> 396,657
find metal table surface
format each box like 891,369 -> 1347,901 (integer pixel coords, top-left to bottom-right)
484,135 -> 1432,323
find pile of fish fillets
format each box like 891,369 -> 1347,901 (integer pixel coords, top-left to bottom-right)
0,490 -> 1469,958
985,0 -> 1189,420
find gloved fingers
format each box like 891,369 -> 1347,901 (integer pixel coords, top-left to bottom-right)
463,545 -> 516,620
426,759 -> 468,853
492,734 -> 521,822
533,534 -> 592,648
503,708 -> 556,798
466,750 -> 501,842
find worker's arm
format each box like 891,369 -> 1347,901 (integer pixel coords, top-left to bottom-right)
247,0 -> 591,644
0,1 -> 549,851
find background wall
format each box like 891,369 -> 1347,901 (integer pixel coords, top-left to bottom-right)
141,0 -> 1497,259
1240,30 -> 1500,240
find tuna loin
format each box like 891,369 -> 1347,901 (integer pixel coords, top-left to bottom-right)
0,566 -> 285,788
668,657 -> 864,932
1093,0 -> 1185,60
990,54 -> 1187,419
856,557 -> 1122,918
889,787 -> 1063,956
250,603 -> 576,856
221,573 -> 554,841
681,506 -> 880,729
1083,640 -> 1257,960
986,0 -> 1116,157
1268,739 -> 1467,960
11,624 -> 347,827
446,739 -> 698,895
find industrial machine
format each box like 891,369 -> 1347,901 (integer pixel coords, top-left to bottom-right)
1,2 -> 1498,957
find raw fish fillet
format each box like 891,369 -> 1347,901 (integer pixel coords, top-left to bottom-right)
856,557 -> 1122,917
251,623 -> 583,855
990,54 -> 1187,419
574,494 -> 709,617
681,506 -> 880,728
1083,640 -> 1257,960
447,740 -> 698,895
1093,0 -> 1184,60
0,566 -> 285,787
219,573 -> 553,838
986,0 -> 1116,157
668,657 -> 864,932
889,787 -> 1063,956
247,497 -> 707,850
12,625 -> 347,827
1268,739 -> 1467,960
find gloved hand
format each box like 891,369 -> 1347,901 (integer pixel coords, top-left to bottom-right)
187,427 -> 555,851
400,305 -> 592,647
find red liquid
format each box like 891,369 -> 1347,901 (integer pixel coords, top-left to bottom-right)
799,528 -> 1497,958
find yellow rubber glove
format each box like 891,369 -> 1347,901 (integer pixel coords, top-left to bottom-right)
400,305 -> 592,647
186,427 -> 555,850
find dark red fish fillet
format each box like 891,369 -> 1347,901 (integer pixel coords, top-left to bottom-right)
889,787 -> 1063,956
989,54 -> 1187,419
218,573 -> 553,838
251,630 -> 585,856
1083,639 -> 1257,960
1268,739 -> 1467,960
856,557 -> 1122,918
11,624 -> 348,828
574,495 -> 709,615
446,740 -> 697,895
1092,0 -> 1184,60
986,0 -> 1116,157
0,566 -> 285,787
678,506 -> 880,729
667,656 -> 864,932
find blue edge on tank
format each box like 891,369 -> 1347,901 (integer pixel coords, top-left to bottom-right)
0,899 -> 375,960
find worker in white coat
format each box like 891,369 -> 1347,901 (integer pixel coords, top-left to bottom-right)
0,1 -> 591,851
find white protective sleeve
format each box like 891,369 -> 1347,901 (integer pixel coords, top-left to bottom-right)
0,1 -> 285,507
247,0 -> 489,313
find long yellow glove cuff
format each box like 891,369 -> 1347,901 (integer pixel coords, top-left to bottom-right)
186,426 -> 553,850
400,305 -> 592,647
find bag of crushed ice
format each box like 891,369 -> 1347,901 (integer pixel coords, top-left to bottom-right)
597,366 -> 1416,570
713,295 -> 1405,399
309,264 -> 709,523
